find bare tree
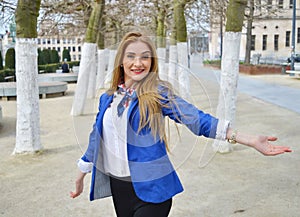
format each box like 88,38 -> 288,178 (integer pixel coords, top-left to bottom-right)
0,0 -> 17,27
38,0 -> 92,37
212,0 -> 247,153
71,0 -> 104,116
174,0 -> 190,99
13,0 -> 42,154
209,0 -> 228,59
185,0 -> 210,34
154,0 -> 170,80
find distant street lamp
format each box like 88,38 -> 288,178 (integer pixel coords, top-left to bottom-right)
291,0 -> 296,71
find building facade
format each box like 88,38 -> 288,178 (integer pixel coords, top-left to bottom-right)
37,36 -> 83,62
0,17 -> 84,63
37,19 -> 84,62
209,0 -> 300,64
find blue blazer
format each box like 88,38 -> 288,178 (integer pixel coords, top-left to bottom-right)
81,90 -> 219,203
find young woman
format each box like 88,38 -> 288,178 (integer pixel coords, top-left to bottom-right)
70,32 -> 291,217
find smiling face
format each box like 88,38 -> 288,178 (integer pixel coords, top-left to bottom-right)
122,41 -> 152,87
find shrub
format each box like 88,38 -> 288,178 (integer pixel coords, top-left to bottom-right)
0,52 -> 3,70
38,63 -> 59,73
68,61 -> 80,69
41,49 -> 51,65
50,49 -> 60,64
62,49 -> 71,61
37,48 -> 43,65
0,69 -> 16,82
5,48 -> 15,69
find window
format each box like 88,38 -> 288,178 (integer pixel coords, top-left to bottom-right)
57,39 -> 60,44
297,28 -> 300,43
63,38 -> 66,44
72,46 -> 76,52
286,31 -> 291,47
47,39 -> 51,44
256,0 -> 261,9
37,38 -> 41,44
278,0 -> 283,8
73,55 -> 76,61
262,35 -> 267,50
78,46 -> 81,52
79,55 -> 81,60
57,47 -> 61,52
68,46 -> 71,51
52,38 -> 56,44
274,34 -> 279,51
42,38 -> 46,44
290,0 -> 293,9
267,0 -> 272,9
251,35 -> 256,51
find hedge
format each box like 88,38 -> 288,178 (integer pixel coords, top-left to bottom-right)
0,69 -> 16,82
62,49 -> 71,61
0,52 -> 3,70
38,63 -> 60,73
5,48 -> 15,69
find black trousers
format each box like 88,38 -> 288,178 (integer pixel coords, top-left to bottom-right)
109,176 -> 172,217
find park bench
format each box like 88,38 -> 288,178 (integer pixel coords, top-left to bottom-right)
0,105 -> 2,122
285,70 -> 300,77
4,76 -> 15,82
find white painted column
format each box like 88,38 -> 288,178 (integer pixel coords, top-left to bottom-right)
86,46 -> 97,99
212,32 -> 241,153
71,43 -> 97,116
14,38 -> 41,154
157,47 -> 167,81
168,45 -> 178,87
104,49 -> 116,88
177,42 -> 190,100
96,49 -> 107,90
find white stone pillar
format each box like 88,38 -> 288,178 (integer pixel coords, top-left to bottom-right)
168,45 -> 178,87
104,49 -> 116,88
212,32 -> 241,153
86,46 -> 97,99
177,42 -> 190,100
157,47 -> 167,81
14,38 -> 42,154
96,49 -> 107,90
71,43 -> 97,116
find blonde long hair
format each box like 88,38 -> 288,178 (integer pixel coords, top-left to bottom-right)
108,32 -> 172,148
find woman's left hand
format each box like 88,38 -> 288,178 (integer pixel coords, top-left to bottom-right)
252,135 -> 292,156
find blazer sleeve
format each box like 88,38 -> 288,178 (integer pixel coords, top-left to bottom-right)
80,94 -> 104,164
161,92 -> 228,140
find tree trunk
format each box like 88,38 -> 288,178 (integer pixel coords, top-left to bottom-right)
71,1 -> 103,115
13,0 -> 42,154
96,49 -> 107,89
96,0 -> 106,90
174,0 -> 190,99
71,43 -> 97,115
212,0 -> 247,153
168,0 -> 178,86
156,2 -> 167,81
244,0 -> 254,64
104,49 -> 117,88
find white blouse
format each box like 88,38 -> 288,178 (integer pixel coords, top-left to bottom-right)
101,92 -> 131,177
